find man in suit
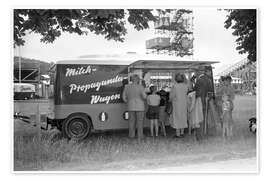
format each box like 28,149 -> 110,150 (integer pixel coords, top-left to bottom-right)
194,66 -> 217,139
195,67 -> 214,112
122,74 -> 147,140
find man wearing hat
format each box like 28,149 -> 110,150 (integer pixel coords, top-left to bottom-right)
122,74 -> 147,140
194,66 -> 217,139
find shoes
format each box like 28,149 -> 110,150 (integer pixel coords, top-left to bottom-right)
195,135 -> 202,141
173,134 -> 184,138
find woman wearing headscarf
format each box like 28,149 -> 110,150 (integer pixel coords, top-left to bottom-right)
169,73 -> 189,137
122,74 -> 147,140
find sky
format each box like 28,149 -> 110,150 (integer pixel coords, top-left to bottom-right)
13,8 -> 247,75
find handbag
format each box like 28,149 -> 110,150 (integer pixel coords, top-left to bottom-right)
165,101 -> 173,115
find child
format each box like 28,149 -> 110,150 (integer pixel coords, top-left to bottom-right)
216,76 -> 235,128
221,93 -> 234,138
187,91 -> 195,134
157,88 -> 168,136
187,90 -> 203,135
146,86 -> 161,137
220,76 -> 235,102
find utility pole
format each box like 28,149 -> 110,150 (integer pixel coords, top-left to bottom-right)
18,46 -> 21,83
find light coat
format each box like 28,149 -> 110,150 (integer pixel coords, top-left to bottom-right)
169,83 -> 188,129
122,83 -> 147,111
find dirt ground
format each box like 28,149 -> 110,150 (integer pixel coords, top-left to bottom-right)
145,157 -> 257,172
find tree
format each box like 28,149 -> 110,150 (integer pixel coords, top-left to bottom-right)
223,9 -> 256,62
14,9 -> 156,46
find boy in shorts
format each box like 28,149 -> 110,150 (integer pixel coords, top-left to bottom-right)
146,86 -> 161,137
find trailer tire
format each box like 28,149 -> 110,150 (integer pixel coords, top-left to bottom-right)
62,113 -> 92,140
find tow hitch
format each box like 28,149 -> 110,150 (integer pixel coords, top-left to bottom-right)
14,112 -> 50,130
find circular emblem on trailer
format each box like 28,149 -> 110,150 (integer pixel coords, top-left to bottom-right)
123,111 -> 129,120
99,111 -> 108,122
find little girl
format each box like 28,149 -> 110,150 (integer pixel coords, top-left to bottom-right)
157,88 -> 169,136
221,93 -> 234,138
187,90 -> 203,135
146,86 -> 161,137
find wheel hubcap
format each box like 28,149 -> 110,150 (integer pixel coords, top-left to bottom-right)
67,118 -> 89,139
70,121 -> 84,135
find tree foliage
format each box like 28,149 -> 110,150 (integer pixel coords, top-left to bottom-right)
224,9 -> 256,62
14,9 -> 156,46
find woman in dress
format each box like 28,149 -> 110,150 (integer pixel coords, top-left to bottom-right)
170,73 -> 189,137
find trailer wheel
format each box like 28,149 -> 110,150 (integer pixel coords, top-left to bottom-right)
62,113 -> 92,140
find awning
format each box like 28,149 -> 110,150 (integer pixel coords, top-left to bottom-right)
129,60 -> 219,70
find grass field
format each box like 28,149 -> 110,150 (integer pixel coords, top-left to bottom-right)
13,95 -> 257,171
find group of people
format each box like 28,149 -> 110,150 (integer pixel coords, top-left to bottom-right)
122,67 -> 235,141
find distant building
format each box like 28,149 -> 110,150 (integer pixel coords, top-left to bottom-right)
215,58 -> 256,93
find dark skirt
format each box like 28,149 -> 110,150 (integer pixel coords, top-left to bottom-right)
146,105 -> 159,119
